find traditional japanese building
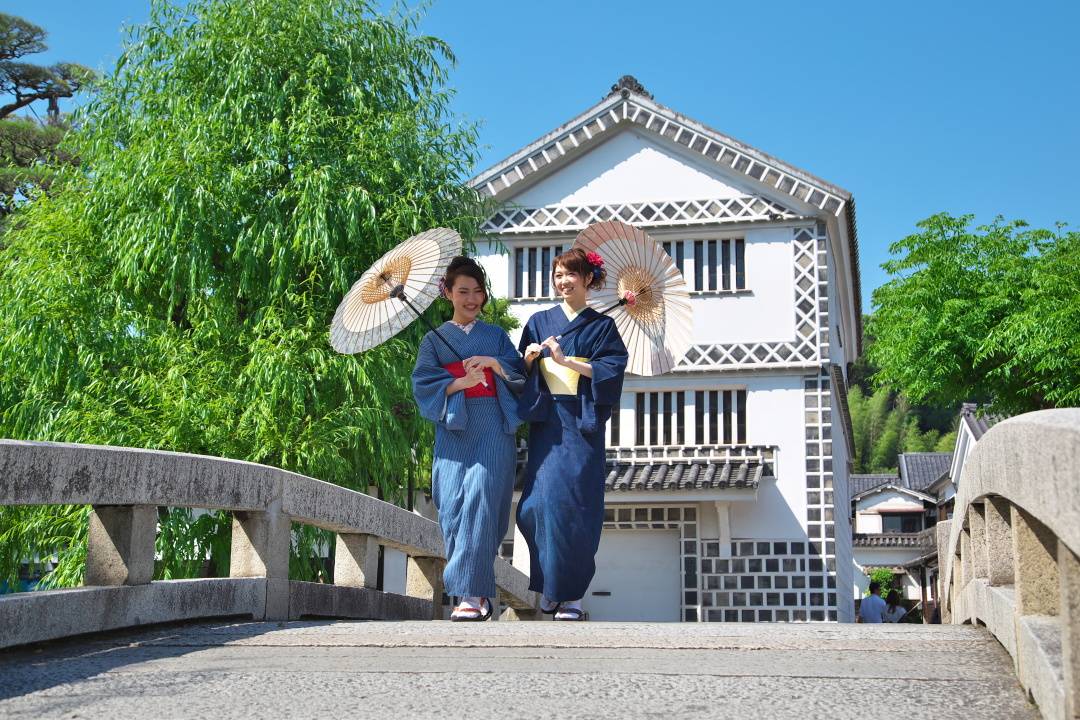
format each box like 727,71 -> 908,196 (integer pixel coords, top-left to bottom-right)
470,76 -> 862,622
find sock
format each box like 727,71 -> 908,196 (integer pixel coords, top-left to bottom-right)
555,599 -> 582,618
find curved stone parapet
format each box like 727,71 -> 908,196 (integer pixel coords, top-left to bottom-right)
0,440 -> 540,649
940,409 -> 1080,720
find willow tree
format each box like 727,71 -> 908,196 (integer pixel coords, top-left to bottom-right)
0,0 -> 486,587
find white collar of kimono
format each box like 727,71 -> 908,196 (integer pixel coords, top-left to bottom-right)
448,319 -> 476,334
560,302 -> 583,322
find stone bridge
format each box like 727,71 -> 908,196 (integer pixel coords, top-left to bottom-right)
1,409 -> 1078,719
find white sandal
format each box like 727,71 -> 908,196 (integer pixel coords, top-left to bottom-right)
451,597 -> 492,622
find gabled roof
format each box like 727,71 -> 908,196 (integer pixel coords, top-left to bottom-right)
850,474 -> 896,497
852,482 -> 936,505
960,403 -> 1004,441
897,453 -> 953,492
468,76 -> 862,349
925,469 -> 953,496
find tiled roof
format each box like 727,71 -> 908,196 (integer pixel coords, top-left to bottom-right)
898,453 -> 953,492
605,461 -> 764,492
960,403 -> 1004,441
515,451 -> 770,493
853,529 -> 936,549
850,474 -> 895,497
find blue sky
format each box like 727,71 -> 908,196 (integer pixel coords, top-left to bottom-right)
9,0 -> 1079,315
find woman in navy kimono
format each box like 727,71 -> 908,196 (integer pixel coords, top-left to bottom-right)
411,257 -> 524,621
517,248 -> 628,621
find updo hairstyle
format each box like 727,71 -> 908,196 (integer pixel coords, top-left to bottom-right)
443,256 -> 489,308
551,247 -> 605,291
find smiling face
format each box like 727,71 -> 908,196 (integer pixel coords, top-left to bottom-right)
553,263 -> 593,308
445,274 -> 486,323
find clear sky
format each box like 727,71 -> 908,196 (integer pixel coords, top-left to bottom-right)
9,0 -> 1079,314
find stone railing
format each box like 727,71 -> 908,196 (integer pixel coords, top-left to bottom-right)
939,409 -> 1080,720
0,440 -> 539,650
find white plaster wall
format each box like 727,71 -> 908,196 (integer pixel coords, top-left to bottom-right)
827,233 -> 846,366
735,375 -> 807,539
949,427 -> 973,495
830,394 -> 855,622
684,227 -> 795,344
857,489 -> 925,513
510,129 -> 747,207
855,512 -> 884,534
476,237 -> 512,300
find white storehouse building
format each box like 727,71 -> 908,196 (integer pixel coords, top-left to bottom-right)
470,76 -> 862,622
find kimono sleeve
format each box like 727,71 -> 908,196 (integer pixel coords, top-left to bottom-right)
517,315 -> 538,355
496,329 -> 525,394
516,313 -> 552,422
411,333 -> 467,431
589,317 -> 628,407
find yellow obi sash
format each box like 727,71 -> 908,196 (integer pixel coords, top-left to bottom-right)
539,357 -> 589,396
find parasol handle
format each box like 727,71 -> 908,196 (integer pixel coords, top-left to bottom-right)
391,285 -> 490,388
390,285 -> 464,361
553,286 -> 651,343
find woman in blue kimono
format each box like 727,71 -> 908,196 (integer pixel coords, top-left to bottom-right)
411,256 -> 524,621
517,248 -> 628,621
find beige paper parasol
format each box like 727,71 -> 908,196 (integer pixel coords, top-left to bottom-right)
572,220 -> 693,376
330,227 -> 462,356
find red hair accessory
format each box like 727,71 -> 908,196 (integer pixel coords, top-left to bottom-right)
585,252 -> 604,269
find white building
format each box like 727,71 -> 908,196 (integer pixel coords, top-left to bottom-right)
471,76 -> 862,623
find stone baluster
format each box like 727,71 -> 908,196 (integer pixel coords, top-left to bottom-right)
230,502 -> 291,620
335,533 -> 380,589
85,505 -> 158,586
406,556 -> 446,620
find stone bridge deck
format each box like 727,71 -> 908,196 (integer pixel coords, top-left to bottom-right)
0,621 -> 1036,719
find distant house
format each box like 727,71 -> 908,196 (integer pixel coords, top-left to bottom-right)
926,404 -> 1001,521
851,452 -> 951,606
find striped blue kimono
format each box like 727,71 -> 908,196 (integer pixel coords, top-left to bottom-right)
411,321 -> 524,598
516,306 -> 628,601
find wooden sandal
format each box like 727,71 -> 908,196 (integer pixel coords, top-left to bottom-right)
553,605 -> 585,621
451,598 -> 492,622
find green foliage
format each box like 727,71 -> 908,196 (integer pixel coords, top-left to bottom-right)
0,12 -> 94,217
866,567 -> 896,595
868,213 -> 1080,414
847,386 -> 956,473
0,0 -> 485,588
0,505 -> 88,589
0,117 -> 74,216
155,509 -> 232,580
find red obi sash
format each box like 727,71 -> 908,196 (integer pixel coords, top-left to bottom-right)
443,362 -> 498,398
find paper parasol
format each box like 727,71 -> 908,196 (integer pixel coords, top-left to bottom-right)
573,220 -> 693,376
330,227 -> 461,355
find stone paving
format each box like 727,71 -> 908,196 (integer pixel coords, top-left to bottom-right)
0,620 -> 1038,719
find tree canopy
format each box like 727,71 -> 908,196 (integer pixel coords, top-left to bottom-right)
0,13 -> 93,217
0,0 -> 488,587
867,213 -> 1080,415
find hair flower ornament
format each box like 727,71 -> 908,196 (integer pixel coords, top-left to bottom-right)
585,251 -> 604,270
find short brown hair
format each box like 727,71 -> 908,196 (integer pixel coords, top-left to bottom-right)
552,248 -> 605,291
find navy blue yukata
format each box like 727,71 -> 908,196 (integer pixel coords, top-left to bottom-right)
516,305 -> 628,601
411,321 -> 524,599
